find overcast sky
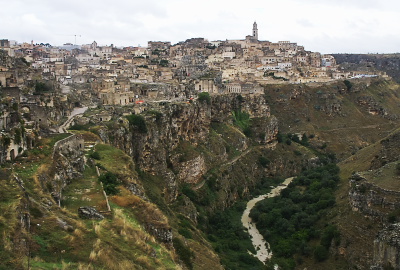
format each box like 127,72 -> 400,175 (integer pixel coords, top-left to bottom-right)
2,0 -> 400,54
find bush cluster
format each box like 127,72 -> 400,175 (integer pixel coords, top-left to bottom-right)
98,172 -> 119,195
126,114 -> 147,133
198,92 -> 211,104
250,163 -> 341,265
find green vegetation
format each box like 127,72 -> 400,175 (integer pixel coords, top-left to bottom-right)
1,135 -> 11,148
173,237 -> 194,269
160,59 -> 169,67
34,81 -> 52,93
146,110 -> 163,123
344,80 -> 353,91
198,92 -> 211,104
258,156 -> 270,168
203,201 -> 263,269
282,133 -> 310,147
98,172 -> 119,195
250,163 -> 341,268
126,114 -> 147,133
13,128 -> 21,144
232,110 -> 251,137
89,151 -> 101,160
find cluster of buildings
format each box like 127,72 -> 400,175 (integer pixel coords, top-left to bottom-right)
0,23 -> 384,107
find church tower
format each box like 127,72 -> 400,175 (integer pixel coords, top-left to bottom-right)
252,21 -> 258,40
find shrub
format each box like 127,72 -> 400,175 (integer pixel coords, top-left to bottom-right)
147,110 -> 163,123
294,150 -> 302,156
173,237 -> 193,269
12,102 -> 18,111
90,151 -> 101,160
232,110 -> 251,136
98,172 -> 119,195
314,245 -> 329,262
126,114 -> 147,133
277,132 -> 283,143
1,135 -> 11,148
178,228 -> 193,239
258,156 -> 270,168
14,128 -> 21,144
344,80 -> 352,91
198,92 -> 211,104
181,184 -> 197,202
34,81 -> 51,93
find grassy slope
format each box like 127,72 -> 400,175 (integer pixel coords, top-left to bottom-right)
0,134 -> 178,270
265,80 -> 399,160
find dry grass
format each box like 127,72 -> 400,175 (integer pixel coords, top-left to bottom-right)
112,194 -> 141,207
77,263 -> 95,270
73,228 -> 85,238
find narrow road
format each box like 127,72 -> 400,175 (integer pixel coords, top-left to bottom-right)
241,176 -> 294,264
58,107 -> 88,133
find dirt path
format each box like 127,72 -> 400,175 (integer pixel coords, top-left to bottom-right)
241,176 -> 294,264
58,107 -> 88,133
194,142 -> 278,191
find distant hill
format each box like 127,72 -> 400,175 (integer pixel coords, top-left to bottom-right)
333,53 -> 400,82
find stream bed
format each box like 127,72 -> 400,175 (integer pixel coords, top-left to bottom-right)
241,177 -> 294,264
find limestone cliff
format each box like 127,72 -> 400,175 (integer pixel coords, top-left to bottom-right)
100,94 -> 277,206
37,134 -> 85,205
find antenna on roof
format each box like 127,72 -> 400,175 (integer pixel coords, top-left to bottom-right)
74,35 -> 81,45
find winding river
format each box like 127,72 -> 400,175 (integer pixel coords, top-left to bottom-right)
241,177 -> 294,264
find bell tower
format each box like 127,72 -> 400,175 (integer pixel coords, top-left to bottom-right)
252,21 -> 258,40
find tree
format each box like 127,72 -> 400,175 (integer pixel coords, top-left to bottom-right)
314,245 -> 329,261
126,114 -> 147,133
34,82 -> 51,93
198,92 -> 211,104
98,172 -> 119,195
344,80 -> 352,91
14,128 -> 21,145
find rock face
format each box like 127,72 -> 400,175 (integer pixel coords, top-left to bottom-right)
176,155 -> 206,184
349,173 -> 400,269
78,207 -> 104,220
38,134 -> 85,204
370,132 -> 400,170
349,173 -> 400,218
145,223 -> 173,243
372,223 -> 400,269
104,94 -> 277,205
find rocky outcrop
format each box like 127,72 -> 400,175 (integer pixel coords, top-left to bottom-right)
372,223 -> 400,269
145,223 -> 173,243
370,132 -> 400,170
251,115 -> 279,144
176,155 -> 207,184
78,206 -> 104,220
349,173 -> 400,219
357,96 -> 393,119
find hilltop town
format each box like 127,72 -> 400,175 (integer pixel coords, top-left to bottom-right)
0,23 -> 388,162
